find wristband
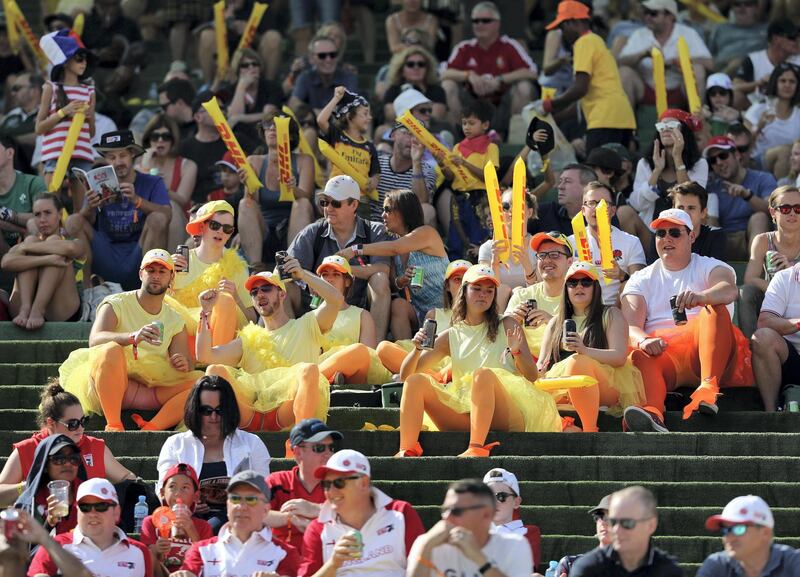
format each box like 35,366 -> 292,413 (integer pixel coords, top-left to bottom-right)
129,333 -> 139,360
199,311 -> 211,330
676,164 -> 687,171
542,98 -> 553,114
509,348 -> 521,357
134,197 -> 143,209
743,190 -> 753,201
478,561 -> 493,574
57,108 -> 66,119
352,244 -> 363,257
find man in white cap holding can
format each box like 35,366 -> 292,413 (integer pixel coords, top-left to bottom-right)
698,495 -> 800,577
28,478 -> 151,577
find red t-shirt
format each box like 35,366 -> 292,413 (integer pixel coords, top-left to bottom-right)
15,431 -> 106,479
139,514 -> 213,571
268,466 -> 326,553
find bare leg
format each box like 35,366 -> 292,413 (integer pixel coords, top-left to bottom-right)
167,201 -> 188,253
422,203 -> 437,229
238,196 -> 265,264
197,28 -> 217,85
748,212 -> 770,252
139,211 -> 170,254
389,297 -> 417,341
69,177 -> 84,214
169,22 -> 190,63
510,80 -> 536,116
30,263 -> 79,328
258,30 -> 283,81
441,79 -> 462,128
9,269 -> 37,328
288,197 -> 314,244
292,27 -> 312,58
436,188 -> 453,238
367,272 -> 391,342
65,214 -> 94,282
752,327 -> 789,412
618,66 -> 643,109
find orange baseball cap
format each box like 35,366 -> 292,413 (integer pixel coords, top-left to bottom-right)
316,255 -> 353,277
140,248 -> 174,271
244,271 -> 286,292
462,264 -> 500,287
445,259 -> 472,280
530,231 -> 574,255
546,0 -> 591,30
185,200 -> 235,236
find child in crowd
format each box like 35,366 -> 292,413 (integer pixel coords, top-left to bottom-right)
317,87 -> 381,199
209,151 -> 245,210
444,99 -> 499,260
702,73 -> 741,136
140,463 -> 212,577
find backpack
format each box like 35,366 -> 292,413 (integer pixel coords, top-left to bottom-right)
80,275 -> 123,322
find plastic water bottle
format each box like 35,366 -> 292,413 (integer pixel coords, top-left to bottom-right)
171,498 -> 190,538
133,495 -> 148,534
545,560 -> 559,577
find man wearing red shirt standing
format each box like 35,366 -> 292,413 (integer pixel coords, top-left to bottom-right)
267,419 -> 343,553
440,1 -> 537,130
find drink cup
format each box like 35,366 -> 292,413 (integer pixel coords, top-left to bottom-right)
347,530 -> 363,558
48,480 -> 70,519
151,321 -> 164,345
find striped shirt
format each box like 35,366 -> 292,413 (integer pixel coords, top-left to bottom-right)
41,81 -> 94,163
373,151 -> 436,220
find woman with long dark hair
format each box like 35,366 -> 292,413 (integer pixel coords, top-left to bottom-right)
396,265 -> 562,458
538,262 -> 644,433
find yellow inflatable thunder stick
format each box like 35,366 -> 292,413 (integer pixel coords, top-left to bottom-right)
485,162 -> 509,264
317,139 -> 373,197
274,116 -> 295,202
73,12 -> 84,37
511,157 -> 526,263
236,2 -> 268,52
677,0 -> 725,24
397,111 -> 471,184
213,1 -> 229,80
678,36 -> 702,113
48,105 -> 87,193
651,47 -> 667,118
534,375 -> 598,391
3,0 -> 19,52
596,199 -> 614,286
281,105 -> 325,189
202,97 -> 263,194
8,0 -> 49,71
571,212 -> 592,263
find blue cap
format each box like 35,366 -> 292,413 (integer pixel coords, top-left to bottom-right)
289,419 -> 343,448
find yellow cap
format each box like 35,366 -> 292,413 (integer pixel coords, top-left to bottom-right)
244,271 -> 286,292
185,200 -> 235,235
316,255 -> 353,277
566,261 -> 599,281
462,264 -> 500,286
140,248 -> 174,271
445,259 -> 472,280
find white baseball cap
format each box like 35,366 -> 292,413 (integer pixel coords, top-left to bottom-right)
706,72 -> 733,91
642,0 -> 678,16
483,468 -> 520,496
650,208 -> 693,231
76,478 -> 119,504
393,88 -> 432,118
322,175 -> 361,202
705,495 -> 774,530
313,449 -> 371,478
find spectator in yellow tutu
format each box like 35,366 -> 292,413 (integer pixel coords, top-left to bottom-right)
58,249 -> 203,432
396,264 -> 562,458
315,255 -> 392,385
537,261 -> 645,433
166,200 -> 255,353
376,258 -> 471,380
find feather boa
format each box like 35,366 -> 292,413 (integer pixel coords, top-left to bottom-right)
239,323 -> 291,371
170,250 -> 247,309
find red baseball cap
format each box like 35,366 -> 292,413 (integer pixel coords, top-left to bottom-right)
702,136 -> 737,158
162,463 -> 199,490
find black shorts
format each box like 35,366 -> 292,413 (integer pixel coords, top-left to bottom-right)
781,338 -> 800,388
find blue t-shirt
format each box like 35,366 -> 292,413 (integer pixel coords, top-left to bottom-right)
94,172 -> 169,243
696,543 -> 800,577
709,169 -> 777,232
291,66 -> 358,110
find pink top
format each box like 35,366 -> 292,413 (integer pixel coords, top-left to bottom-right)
41,81 -> 94,163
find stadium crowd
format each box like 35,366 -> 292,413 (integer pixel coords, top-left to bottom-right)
1,0 -> 800,574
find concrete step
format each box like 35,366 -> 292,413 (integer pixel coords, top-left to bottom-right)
0,322 -> 91,341
0,341 -> 85,363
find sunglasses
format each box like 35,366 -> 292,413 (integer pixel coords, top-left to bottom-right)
608,517 -> 651,529
199,405 -> 223,416
708,151 -> 732,165
415,106 -> 433,115
78,502 -> 116,513
315,51 -> 338,60
228,494 -> 265,506
405,60 -> 427,69
566,278 -> 594,288
160,100 -> 176,111
150,131 -> 173,142
207,220 -> 235,234
592,512 -> 606,522
774,203 -> 800,214
501,202 -> 512,211
537,250 -> 569,261
319,198 -> 345,209
655,120 -> 681,132
472,18 -> 496,24
494,492 -> 516,503
72,53 -> 86,63
58,416 -> 88,431
50,453 -> 82,466
441,503 -> 487,517
707,88 -> 730,98
321,475 -> 362,491
249,284 -> 277,297
297,443 -> 336,453
655,227 -> 685,239
240,61 -> 260,69
643,8 -> 663,17
382,205 -> 394,213
720,524 -> 749,536
10,84 -> 30,92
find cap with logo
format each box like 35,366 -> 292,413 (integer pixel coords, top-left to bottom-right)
162,463 -> 200,490
445,259 -> 472,280
76,478 -> 119,504
702,136 -> 737,158
314,449 -> 371,479
705,495 -> 774,531
482,468 -> 520,496
530,231 -> 574,255
289,418 -> 343,447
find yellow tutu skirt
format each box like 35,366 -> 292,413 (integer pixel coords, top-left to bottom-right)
226,364 -> 330,423
321,345 -> 393,385
58,347 -> 204,415
545,354 -> 645,417
429,368 -> 562,432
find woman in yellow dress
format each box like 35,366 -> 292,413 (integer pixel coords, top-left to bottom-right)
166,200 -> 256,356
396,264 -> 562,458
538,261 -> 645,432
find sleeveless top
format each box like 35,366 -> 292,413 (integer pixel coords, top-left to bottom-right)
41,81 -> 94,163
322,306 -> 363,351
433,307 -> 452,333
99,291 -> 185,358
257,152 -> 298,228
765,231 -> 800,282
449,321 -> 515,384
14,432 -> 106,479
394,251 -> 449,321
239,312 -> 323,372
171,248 -> 250,309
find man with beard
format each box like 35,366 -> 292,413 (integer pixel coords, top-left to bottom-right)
65,130 -> 171,291
57,249 -> 203,432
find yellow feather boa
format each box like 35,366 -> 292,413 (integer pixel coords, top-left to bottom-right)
239,323 -> 291,371
170,250 -> 247,309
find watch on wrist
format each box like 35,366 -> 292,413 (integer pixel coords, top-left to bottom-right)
743,190 -> 753,201
478,561 -> 493,574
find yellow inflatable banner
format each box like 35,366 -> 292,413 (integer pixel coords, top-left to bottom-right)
317,139 -> 373,197
274,116 -> 295,202
236,2 -> 268,52
651,47 -> 667,118
213,1 -> 229,80
677,0 -> 725,24
282,105 -> 325,189
48,105 -> 86,192
73,12 -> 84,37
571,212 -> 592,263
397,111 -> 470,183
596,199 -> 614,285
202,96 -> 263,194
678,36 -> 702,113
511,157 -> 525,262
8,0 -> 48,70
3,0 -> 19,52
484,162 -> 509,264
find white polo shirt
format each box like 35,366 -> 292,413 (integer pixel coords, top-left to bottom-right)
298,488 -> 425,577
568,226 -> 647,305
181,525 -> 298,577
28,527 -> 151,577
408,530 -> 533,577
761,264 -> 800,354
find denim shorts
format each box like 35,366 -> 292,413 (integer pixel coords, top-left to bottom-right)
43,158 -> 95,175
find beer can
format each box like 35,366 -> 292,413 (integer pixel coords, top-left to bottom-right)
152,321 -> 164,345
765,250 -> 780,275
410,267 -> 424,290
348,530 -> 363,558
1,508 -> 19,540
789,401 -> 799,413
177,244 -> 190,273
275,251 -> 291,280
525,299 -> 537,327
310,295 -> 322,309
563,319 -> 576,348
422,318 -> 437,349
670,295 -> 687,326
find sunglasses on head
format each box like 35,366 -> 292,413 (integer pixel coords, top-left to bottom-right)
608,517 -> 651,529
50,453 -> 82,466
720,524 -> 749,536
472,17 -> 496,24
319,198 -> 345,209
321,475 -> 361,490
249,284 -> 277,297
207,220 -> 235,234
297,443 -> 336,453
405,60 -> 427,69
150,131 -> 173,142
78,502 -> 115,513
494,491 -> 516,503
199,405 -> 223,416
441,503 -> 487,517
315,51 -> 338,60
707,151 -> 732,165
59,416 -> 88,431
774,203 -> 800,214
228,494 -> 265,506
566,278 -> 594,288
655,227 -> 685,239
